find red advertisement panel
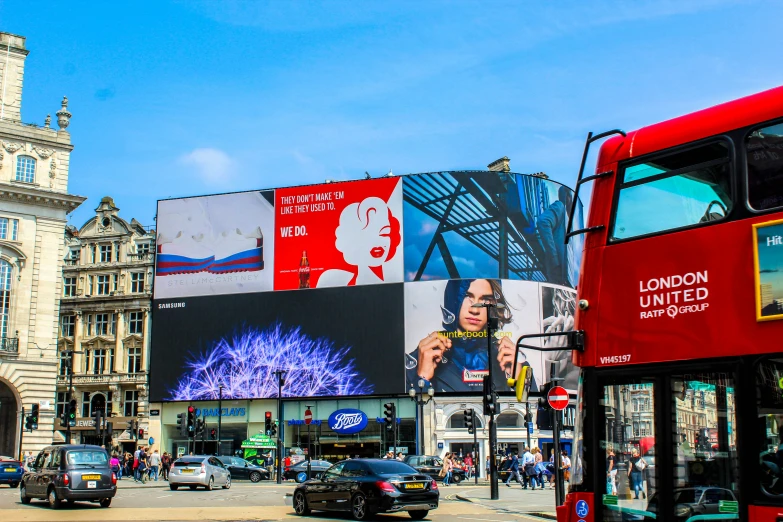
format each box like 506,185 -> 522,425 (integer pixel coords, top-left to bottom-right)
274,178 -> 403,290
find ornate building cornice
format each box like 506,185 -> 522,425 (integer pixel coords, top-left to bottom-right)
0,181 -> 86,213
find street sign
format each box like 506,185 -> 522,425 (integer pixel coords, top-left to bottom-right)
548,386 -> 569,411
304,409 -> 312,425
528,425 -> 534,434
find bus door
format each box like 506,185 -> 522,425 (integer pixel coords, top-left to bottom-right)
597,369 -> 739,522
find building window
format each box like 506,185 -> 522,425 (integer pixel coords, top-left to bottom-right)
89,393 -> 107,417
93,349 -> 106,374
56,392 -> 67,417
90,245 -> 96,264
0,260 -> 11,339
15,155 -> 36,183
127,346 -> 142,373
85,314 -> 94,336
110,313 -> 117,336
137,242 -> 151,255
95,313 -> 109,336
495,412 -> 522,428
109,347 -> 115,373
60,315 -> 75,337
96,275 -> 110,295
84,350 -> 91,373
0,217 -> 19,240
130,272 -> 145,293
128,311 -> 143,334
124,390 -> 139,417
58,351 -> 70,376
112,273 -> 118,292
63,277 -> 76,297
100,244 -> 112,263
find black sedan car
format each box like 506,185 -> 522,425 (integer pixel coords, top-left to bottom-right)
20,445 -> 116,508
215,456 -> 270,482
403,455 -> 467,484
285,459 -> 333,483
293,458 -> 438,520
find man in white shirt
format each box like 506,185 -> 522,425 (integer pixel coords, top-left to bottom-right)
148,450 -> 161,481
521,448 -> 535,489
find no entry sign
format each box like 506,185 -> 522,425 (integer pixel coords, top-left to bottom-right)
304,409 -> 312,425
547,386 -> 569,411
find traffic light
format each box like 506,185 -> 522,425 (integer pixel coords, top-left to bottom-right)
210,428 -> 217,440
195,418 -> 205,438
524,412 -> 532,429
508,366 -> 532,403
482,375 -> 499,416
464,409 -> 475,435
187,406 -> 195,437
132,419 -> 139,440
67,399 -> 77,427
138,428 -> 144,439
25,404 -> 39,431
93,409 -> 102,436
384,402 -> 396,429
265,411 -> 272,435
176,411 -> 187,437
270,421 -> 277,438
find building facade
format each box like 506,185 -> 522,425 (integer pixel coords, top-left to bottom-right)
0,32 -> 85,458
57,197 -> 154,453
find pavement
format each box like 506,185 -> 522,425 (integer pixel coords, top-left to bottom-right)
451,482 -> 559,520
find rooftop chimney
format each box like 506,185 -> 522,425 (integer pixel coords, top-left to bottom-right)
0,32 -> 29,122
487,156 -> 510,172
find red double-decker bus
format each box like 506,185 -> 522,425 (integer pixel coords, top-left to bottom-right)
558,86 -> 783,522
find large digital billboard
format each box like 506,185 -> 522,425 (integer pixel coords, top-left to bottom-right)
150,172 -> 583,401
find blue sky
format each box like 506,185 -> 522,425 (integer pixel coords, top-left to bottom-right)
2,0 -> 781,228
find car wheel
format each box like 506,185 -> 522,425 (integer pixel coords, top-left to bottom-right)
409,511 -> 428,520
222,475 -> 231,489
10,482 -> 18,488
100,498 -> 111,508
294,491 -> 311,516
20,483 -> 31,504
351,492 -> 373,521
170,484 -> 179,491
250,471 -> 262,483
47,487 -> 61,509
206,476 -> 214,491
189,485 -> 197,490
452,474 -> 463,484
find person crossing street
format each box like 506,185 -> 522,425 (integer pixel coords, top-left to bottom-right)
504,450 -> 523,487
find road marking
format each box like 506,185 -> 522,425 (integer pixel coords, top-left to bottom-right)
156,494 -> 172,498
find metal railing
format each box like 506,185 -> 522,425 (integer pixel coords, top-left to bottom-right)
0,337 -> 19,354
56,373 -> 147,385
126,252 -> 155,262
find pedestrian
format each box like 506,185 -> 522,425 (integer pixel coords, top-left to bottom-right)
396,452 -> 405,461
504,450 -> 523,487
133,447 -> 141,482
548,450 -> 556,489
628,449 -> 646,499
161,452 -> 171,481
485,455 -> 490,480
464,452 -> 473,479
25,451 -> 34,470
440,453 -> 453,486
562,450 -> 572,486
110,454 -> 122,480
521,447 -> 535,489
148,449 -> 161,481
533,447 -> 545,489
606,447 -> 617,495
138,447 -> 149,484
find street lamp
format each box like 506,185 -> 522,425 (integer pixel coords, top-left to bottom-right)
217,383 -> 224,456
408,378 -> 435,454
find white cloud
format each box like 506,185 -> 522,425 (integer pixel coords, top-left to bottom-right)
179,148 -> 235,184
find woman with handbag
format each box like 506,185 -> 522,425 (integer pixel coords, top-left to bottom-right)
440,453 -> 452,486
628,448 -> 647,499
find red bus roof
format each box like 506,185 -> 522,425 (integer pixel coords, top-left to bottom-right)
598,85 -> 783,167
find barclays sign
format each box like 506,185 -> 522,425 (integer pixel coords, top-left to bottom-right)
328,409 -> 368,435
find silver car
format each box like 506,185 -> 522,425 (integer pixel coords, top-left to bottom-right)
169,456 -> 230,491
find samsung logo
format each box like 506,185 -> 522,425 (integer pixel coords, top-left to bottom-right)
158,302 -> 186,309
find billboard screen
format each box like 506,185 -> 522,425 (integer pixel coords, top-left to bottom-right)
150,172 -> 583,401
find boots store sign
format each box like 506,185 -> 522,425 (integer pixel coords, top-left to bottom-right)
328,409 -> 368,434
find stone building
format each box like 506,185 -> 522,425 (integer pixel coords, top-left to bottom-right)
0,32 -> 85,457
57,197 -> 154,453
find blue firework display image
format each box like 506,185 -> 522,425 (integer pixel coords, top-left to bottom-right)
150,283 -> 404,401
168,323 -> 373,400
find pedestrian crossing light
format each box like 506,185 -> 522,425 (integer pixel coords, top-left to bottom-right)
210,428 -> 217,440
463,409 -> 475,435
265,411 -> 272,435
187,406 -> 196,436
507,365 -> 532,403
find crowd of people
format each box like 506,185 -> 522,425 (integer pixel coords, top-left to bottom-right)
108,447 -> 174,484
500,447 -> 571,490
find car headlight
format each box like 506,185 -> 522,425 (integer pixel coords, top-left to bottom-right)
674,505 -> 690,517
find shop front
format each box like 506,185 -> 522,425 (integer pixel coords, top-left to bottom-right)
159,399 -> 277,458
284,398 -> 416,463
66,416 -> 143,454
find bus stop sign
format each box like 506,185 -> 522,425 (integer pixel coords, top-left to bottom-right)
547,386 -> 569,410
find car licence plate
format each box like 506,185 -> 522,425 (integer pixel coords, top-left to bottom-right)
87,481 -> 97,489
181,469 -> 194,474
81,474 -> 101,480
405,483 -> 424,489
5,468 -> 16,473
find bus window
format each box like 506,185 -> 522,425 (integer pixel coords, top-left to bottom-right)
599,381 -> 657,521
671,373 -> 738,520
611,141 -> 732,241
746,122 -> 783,211
756,358 -> 783,497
